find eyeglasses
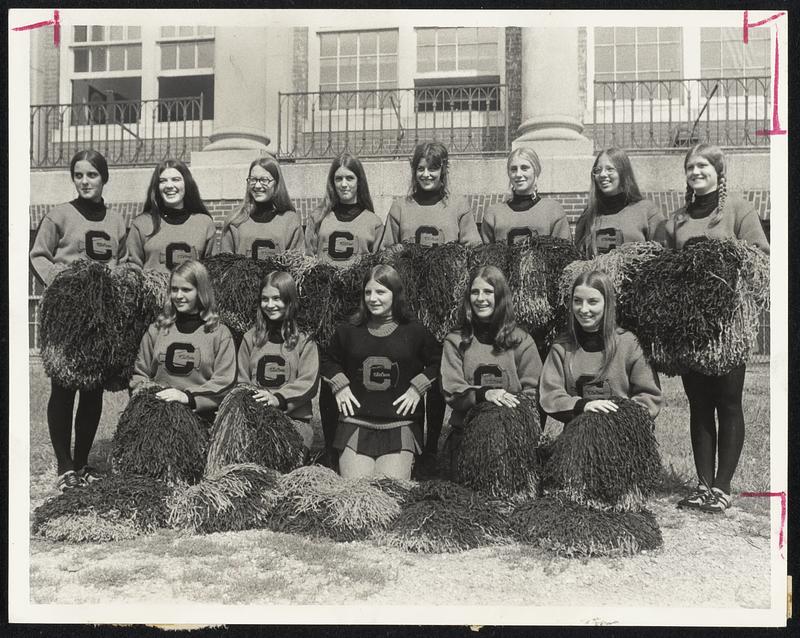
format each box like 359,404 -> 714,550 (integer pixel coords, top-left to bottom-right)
592,166 -> 618,176
247,177 -> 276,187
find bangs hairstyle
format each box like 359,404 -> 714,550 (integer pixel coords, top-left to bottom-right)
141,159 -> 211,237
223,156 -> 295,235
560,270 -> 618,384
70,149 -> 109,184
675,142 -> 727,230
350,264 -> 411,326
408,141 -> 450,200
310,153 -> 375,237
505,147 -> 542,200
577,148 -> 643,255
254,270 -> 301,350
458,265 -> 521,353
157,259 -> 220,333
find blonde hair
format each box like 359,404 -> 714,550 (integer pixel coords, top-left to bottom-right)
505,147 -> 542,201
157,259 -> 220,333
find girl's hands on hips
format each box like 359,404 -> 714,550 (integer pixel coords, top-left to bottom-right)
335,386 -> 361,416
252,388 -> 280,407
393,386 -> 422,416
156,388 -> 190,404
584,399 -> 618,414
485,388 -> 520,408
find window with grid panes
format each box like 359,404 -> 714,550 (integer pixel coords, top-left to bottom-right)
158,26 -> 215,121
700,27 -> 771,98
319,30 -> 398,109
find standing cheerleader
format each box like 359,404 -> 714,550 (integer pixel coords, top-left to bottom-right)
236,271 -> 320,451
440,266 -> 542,470
30,150 -> 128,491
480,147 -> 571,245
320,265 -> 442,479
126,159 -> 216,273
218,156 -> 304,258
130,260 -> 236,419
666,144 -> 769,513
574,148 -> 665,258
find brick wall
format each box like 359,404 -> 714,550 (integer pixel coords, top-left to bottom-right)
505,27 -> 522,138
292,27 -> 309,93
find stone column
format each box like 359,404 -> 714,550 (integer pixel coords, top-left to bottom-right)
513,27 -> 593,156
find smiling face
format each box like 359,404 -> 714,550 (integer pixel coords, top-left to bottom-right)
364,278 -> 394,319
159,167 -> 186,209
508,157 -> 537,195
72,160 -> 105,203
572,284 -> 605,332
260,284 -> 286,322
334,166 -> 358,205
470,276 -> 496,322
685,154 -> 719,196
171,274 -> 199,314
248,165 -> 276,204
415,158 -> 443,192
592,153 -> 621,196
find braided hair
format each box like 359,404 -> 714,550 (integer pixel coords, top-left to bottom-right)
675,143 -> 727,229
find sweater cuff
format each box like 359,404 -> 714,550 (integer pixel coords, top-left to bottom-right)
185,390 -> 197,410
475,387 -> 489,404
327,373 -> 350,395
274,392 -> 288,410
573,399 -> 587,415
409,373 -> 432,396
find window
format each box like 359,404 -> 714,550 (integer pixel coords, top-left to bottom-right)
319,30 -> 398,109
700,27 -> 770,98
158,26 -> 215,120
594,27 -> 682,98
70,25 -> 143,124
416,27 -> 499,74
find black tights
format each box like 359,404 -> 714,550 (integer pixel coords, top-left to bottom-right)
47,380 -> 104,475
680,364 -> 746,494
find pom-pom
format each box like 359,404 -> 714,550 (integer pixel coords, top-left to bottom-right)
545,398 -> 661,510
416,242 -> 470,340
508,246 -> 551,335
205,385 -> 304,476
455,394 -> 542,497
112,385 -> 208,484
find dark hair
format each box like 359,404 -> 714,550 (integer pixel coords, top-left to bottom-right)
156,259 -> 219,333
70,149 -> 109,184
223,156 -> 295,235
253,270 -> 301,350
457,265 -> 521,353
408,141 -> 450,200
558,270 -> 617,383
310,153 -> 375,237
141,159 -> 211,237
576,148 -> 643,255
675,142 -> 727,230
349,264 -> 411,326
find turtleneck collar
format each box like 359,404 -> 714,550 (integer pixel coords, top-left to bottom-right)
266,321 -> 284,343
687,189 -> 719,220
413,189 -> 445,206
367,313 -> 398,337
597,191 -> 628,215
251,200 -> 278,223
70,197 -> 107,222
576,324 -> 604,352
473,321 -> 497,345
176,311 -> 204,334
333,201 -> 365,223
508,191 -> 542,212
161,207 -> 191,225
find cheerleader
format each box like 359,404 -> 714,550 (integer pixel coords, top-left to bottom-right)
320,265 -> 442,479
236,271 -> 320,451
30,150 -> 128,491
574,147 -> 665,258
126,159 -> 216,273
440,266 -> 542,470
480,147 -> 571,245
130,259 -> 236,419
539,270 -> 662,423
666,144 -> 769,513
218,156 -> 304,258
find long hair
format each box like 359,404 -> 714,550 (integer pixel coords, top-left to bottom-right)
457,265 -> 521,353
577,148 -> 643,255
253,270 -> 301,350
223,156 -> 295,235
141,159 -> 211,237
505,146 -> 542,201
349,264 -> 411,326
157,259 -> 220,332
674,142 -> 727,230
310,153 -> 375,237
558,270 -> 618,384
407,141 -> 450,201
69,149 -> 109,184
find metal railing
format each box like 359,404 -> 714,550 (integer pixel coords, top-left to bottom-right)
277,84 -> 509,160
591,76 -> 771,150
30,95 -> 208,168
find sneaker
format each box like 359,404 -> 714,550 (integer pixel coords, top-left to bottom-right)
700,487 -> 732,513
676,484 -> 710,509
78,465 -> 104,484
55,470 -> 83,492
